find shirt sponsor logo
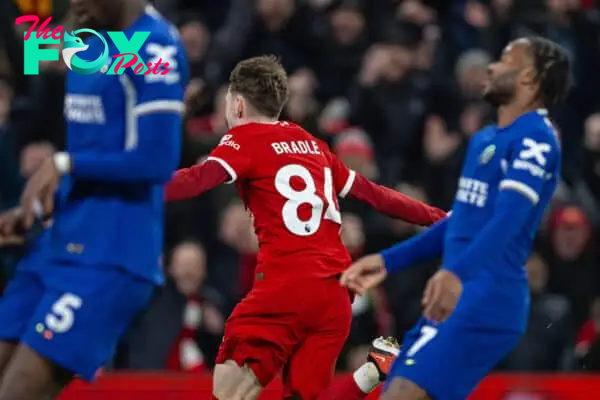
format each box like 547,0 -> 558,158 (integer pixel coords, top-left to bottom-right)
64,94 -> 105,124
519,138 -> 551,166
218,134 -> 240,150
456,177 -> 489,207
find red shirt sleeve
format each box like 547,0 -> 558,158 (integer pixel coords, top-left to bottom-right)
349,174 -> 447,226
325,147 -> 445,225
206,133 -> 252,183
164,160 -> 229,201
323,143 -> 357,197
576,320 -> 597,346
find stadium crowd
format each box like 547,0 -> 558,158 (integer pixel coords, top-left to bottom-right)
1,0 -> 600,375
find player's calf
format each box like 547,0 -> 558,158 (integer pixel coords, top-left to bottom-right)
213,360 -> 262,400
317,337 -> 400,400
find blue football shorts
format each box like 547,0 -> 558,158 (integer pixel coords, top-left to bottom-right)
385,315 -> 522,400
0,261 -> 154,381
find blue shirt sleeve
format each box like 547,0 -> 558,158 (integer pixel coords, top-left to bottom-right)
70,33 -> 188,182
381,217 -> 448,273
445,130 -> 559,280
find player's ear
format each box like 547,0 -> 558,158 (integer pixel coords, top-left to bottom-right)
520,66 -> 537,86
235,94 -> 244,118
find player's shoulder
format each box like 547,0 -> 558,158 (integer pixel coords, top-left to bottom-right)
509,109 -> 561,152
468,125 -> 497,148
471,125 -> 497,140
137,6 -> 183,46
126,7 -> 188,83
510,109 -> 558,139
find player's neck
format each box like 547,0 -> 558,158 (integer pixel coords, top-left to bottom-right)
236,116 -> 279,127
110,0 -> 147,31
497,100 -> 543,128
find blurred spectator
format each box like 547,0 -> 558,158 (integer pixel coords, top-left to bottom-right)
118,241 -> 225,371
576,113 -> 600,223
179,14 -> 211,76
455,49 -> 491,101
333,127 -> 378,181
542,205 -> 596,326
218,201 -> 258,299
574,297 -> 600,363
315,2 -> 368,101
186,84 -> 228,138
281,68 -> 320,132
349,31 -> 428,184
500,253 -> 572,371
341,213 -> 366,259
421,114 -> 465,209
370,183 -> 439,338
0,79 -> 21,211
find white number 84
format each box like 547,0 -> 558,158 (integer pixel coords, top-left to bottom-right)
45,293 -> 83,334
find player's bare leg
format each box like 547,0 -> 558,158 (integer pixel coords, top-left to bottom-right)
0,343 -> 72,400
317,337 -> 399,400
380,377 -> 431,400
0,341 -> 17,378
213,360 -> 262,400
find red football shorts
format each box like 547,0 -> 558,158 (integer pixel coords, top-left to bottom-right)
215,275 -> 352,399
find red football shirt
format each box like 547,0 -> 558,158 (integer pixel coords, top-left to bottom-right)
208,121 -> 354,283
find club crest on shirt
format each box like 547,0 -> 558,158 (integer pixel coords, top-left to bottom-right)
479,144 -> 496,164
100,58 -> 113,74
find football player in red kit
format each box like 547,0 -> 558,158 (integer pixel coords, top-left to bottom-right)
165,56 -> 447,400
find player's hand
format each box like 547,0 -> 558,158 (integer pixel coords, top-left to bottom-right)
20,157 -> 59,229
0,207 -> 25,246
422,270 -> 463,323
340,254 -> 387,296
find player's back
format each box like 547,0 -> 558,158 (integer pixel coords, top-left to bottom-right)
210,122 -> 352,283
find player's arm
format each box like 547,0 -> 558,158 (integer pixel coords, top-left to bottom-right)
326,149 -> 447,225
164,134 -> 251,201
53,37 -> 187,183
164,159 -> 230,201
444,133 -> 558,281
380,217 -> 448,273
349,175 -> 447,225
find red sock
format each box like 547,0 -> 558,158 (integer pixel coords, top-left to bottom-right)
316,376 -> 369,400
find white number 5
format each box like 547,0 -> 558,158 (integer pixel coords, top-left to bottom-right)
406,326 -> 438,357
45,293 -> 83,334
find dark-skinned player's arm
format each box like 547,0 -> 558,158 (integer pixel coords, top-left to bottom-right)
326,148 -> 447,226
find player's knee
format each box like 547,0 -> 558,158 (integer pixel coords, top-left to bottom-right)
381,377 -> 431,400
213,360 -> 262,400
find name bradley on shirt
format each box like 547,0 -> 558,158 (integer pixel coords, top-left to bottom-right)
271,140 -> 321,156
